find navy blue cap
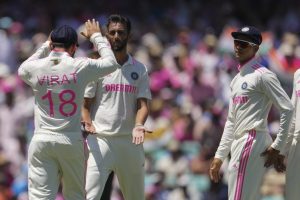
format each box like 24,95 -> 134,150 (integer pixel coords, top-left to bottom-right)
231,26 -> 262,45
51,25 -> 78,47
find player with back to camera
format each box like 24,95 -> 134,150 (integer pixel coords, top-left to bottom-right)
209,26 -> 293,200
81,14 -> 152,200
18,19 -> 119,200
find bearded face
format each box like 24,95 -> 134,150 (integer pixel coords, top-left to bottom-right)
106,22 -> 129,52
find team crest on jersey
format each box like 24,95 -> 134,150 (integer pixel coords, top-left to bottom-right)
241,82 -> 248,89
131,72 -> 139,80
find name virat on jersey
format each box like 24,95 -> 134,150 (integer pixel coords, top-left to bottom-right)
37,72 -> 78,86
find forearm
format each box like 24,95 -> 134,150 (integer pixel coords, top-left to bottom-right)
283,84 -> 297,156
135,106 -> 149,125
81,106 -> 92,123
25,41 -> 51,62
135,98 -> 149,125
261,73 -> 294,153
271,105 -> 294,153
18,41 -> 51,84
81,98 -> 93,123
215,120 -> 234,161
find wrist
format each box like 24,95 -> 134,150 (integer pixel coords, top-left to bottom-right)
90,32 -> 102,42
135,123 -> 144,127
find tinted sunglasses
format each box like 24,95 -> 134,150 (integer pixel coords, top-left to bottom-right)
234,39 -> 257,49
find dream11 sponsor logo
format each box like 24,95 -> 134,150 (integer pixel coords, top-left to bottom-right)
233,96 -> 249,104
105,84 -> 137,94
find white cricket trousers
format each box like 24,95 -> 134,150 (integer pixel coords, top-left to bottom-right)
285,137 -> 300,200
28,132 -> 88,200
86,134 -> 145,200
227,130 -> 272,200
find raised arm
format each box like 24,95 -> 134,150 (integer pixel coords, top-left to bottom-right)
18,37 -> 51,85
80,19 -> 119,79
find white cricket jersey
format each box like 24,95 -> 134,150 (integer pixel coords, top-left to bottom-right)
18,33 -> 119,138
84,55 -> 152,136
285,69 -> 300,154
215,58 -> 293,161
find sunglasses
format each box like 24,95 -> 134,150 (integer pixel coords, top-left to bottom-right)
234,39 -> 257,49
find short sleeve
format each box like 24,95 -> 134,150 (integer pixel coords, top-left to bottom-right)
137,68 -> 152,100
84,81 -> 97,98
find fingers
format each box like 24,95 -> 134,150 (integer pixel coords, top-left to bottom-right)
82,121 -> 96,135
132,134 -> 144,145
209,158 -> 222,183
132,127 -> 145,145
209,166 -> 220,183
261,147 -> 282,169
263,152 -> 274,168
274,163 -> 286,173
82,19 -> 101,39
264,158 -> 273,168
274,160 -> 286,172
274,155 -> 286,173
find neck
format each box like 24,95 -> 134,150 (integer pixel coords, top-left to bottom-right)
115,50 -> 128,66
52,47 -> 67,52
239,55 -> 255,66
52,47 -> 73,57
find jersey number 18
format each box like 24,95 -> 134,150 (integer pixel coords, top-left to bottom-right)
42,89 -> 77,117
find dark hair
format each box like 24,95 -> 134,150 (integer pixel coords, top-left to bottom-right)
106,14 -> 131,34
51,25 -> 78,48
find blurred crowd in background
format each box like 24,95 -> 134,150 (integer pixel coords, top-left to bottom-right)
0,0 -> 300,199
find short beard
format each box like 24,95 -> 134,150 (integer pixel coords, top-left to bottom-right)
112,43 -> 127,52
111,38 -> 128,52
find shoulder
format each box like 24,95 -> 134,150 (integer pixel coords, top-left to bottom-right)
250,64 -> 276,80
73,57 -> 88,64
250,64 -> 271,75
71,57 -> 93,70
131,57 -> 148,71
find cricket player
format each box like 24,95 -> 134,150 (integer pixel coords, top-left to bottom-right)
81,14 -> 152,200
18,20 -> 119,200
209,26 -> 293,200
285,69 -> 300,200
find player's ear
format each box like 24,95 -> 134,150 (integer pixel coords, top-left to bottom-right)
49,42 -> 54,50
68,44 -> 77,55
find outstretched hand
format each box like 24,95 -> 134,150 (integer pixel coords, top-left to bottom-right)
80,19 -> 101,39
132,125 -> 152,145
